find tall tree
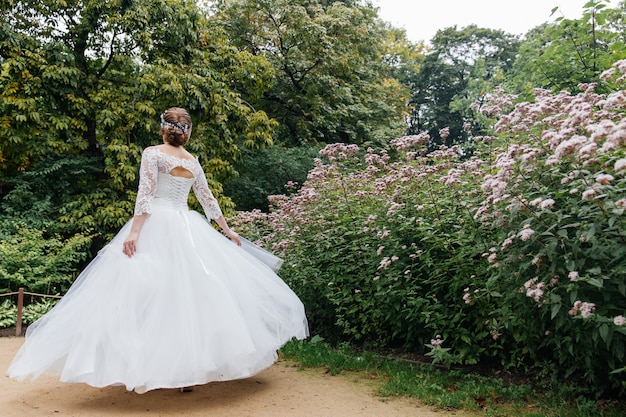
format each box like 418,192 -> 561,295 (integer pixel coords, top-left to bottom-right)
0,0 -> 276,236
407,25 -> 520,149
215,0 -> 412,147
510,0 -> 626,97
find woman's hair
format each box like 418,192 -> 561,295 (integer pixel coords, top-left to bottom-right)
160,107 -> 192,147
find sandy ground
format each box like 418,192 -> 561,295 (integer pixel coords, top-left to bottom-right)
1,337 -> 472,417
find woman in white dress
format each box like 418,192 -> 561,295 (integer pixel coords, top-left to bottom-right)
7,107 -> 309,394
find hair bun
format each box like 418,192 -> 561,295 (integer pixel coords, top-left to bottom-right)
160,108 -> 192,147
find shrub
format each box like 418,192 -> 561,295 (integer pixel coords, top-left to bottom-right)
232,138 -> 500,359
0,221 -> 92,295
232,60 -> 626,395
470,62 -> 626,393
0,298 -> 58,328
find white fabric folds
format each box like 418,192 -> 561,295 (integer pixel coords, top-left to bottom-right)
7,160 -> 308,394
240,238 -> 284,272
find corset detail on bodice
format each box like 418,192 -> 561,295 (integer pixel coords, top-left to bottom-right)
133,147 -> 224,219
153,173 -> 195,210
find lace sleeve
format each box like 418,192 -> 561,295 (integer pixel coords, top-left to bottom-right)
133,148 -> 159,216
192,160 -> 224,220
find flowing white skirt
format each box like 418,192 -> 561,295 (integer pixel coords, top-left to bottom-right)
7,206 -> 308,393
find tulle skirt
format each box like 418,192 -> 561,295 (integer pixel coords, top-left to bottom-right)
7,205 -> 309,393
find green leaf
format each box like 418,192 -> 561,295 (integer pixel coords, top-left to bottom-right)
588,267 -> 602,275
599,324 -> 609,343
610,367 -> 626,375
586,278 -> 604,288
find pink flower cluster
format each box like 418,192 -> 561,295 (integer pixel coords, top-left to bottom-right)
463,287 -> 472,304
519,224 -> 535,241
389,133 -> 429,150
319,143 -> 359,161
378,256 -> 398,270
521,277 -> 546,303
501,236 -> 514,250
568,301 -> 596,318
540,199 -> 555,209
486,248 -> 498,264
430,334 -> 444,349
473,86 -> 518,118
477,59 -> 626,227
466,59 -> 626,328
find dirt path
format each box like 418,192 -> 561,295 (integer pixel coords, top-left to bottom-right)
0,337 -> 473,417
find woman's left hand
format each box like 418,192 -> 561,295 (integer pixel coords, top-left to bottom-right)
226,230 -> 241,246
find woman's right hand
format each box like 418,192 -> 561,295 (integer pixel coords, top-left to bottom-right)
123,214 -> 148,258
123,232 -> 140,257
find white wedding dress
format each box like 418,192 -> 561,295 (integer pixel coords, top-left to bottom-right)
7,147 -> 309,393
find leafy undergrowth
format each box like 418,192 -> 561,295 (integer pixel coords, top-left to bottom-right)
279,337 -> 626,417
0,298 -> 58,329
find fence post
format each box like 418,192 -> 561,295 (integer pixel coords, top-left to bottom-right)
16,287 -> 24,337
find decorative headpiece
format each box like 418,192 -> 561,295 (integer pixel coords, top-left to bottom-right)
160,113 -> 190,134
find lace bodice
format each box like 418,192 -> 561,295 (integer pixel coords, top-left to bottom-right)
133,147 -> 223,220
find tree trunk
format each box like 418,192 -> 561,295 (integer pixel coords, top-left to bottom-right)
85,117 -> 99,156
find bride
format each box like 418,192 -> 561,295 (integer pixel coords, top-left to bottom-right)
7,107 -> 309,394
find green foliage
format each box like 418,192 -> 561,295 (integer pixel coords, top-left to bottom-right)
20,297 -> 58,325
281,338 -> 626,416
0,298 -> 58,328
281,336 -> 376,375
1,0 -> 277,239
217,0 -> 412,147
407,25 -> 520,149
510,0 -> 626,97
0,154 -> 102,299
0,299 -> 15,328
0,154 -> 102,232
232,141 -> 499,356
0,221 -> 92,294
223,144 -> 320,211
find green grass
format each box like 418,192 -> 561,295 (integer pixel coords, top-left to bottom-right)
279,336 -> 626,417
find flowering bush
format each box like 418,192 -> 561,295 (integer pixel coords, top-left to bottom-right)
471,60 -> 626,393
233,138 -> 501,359
231,60 -> 626,394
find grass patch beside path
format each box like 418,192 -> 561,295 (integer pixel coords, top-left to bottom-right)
279,337 -> 626,417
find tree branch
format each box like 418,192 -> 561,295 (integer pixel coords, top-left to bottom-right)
97,30 -> 117,79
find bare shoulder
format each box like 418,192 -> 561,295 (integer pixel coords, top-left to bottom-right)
179,148 -> 196,159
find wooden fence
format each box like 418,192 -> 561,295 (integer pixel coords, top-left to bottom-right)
0,288 -> 62,336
